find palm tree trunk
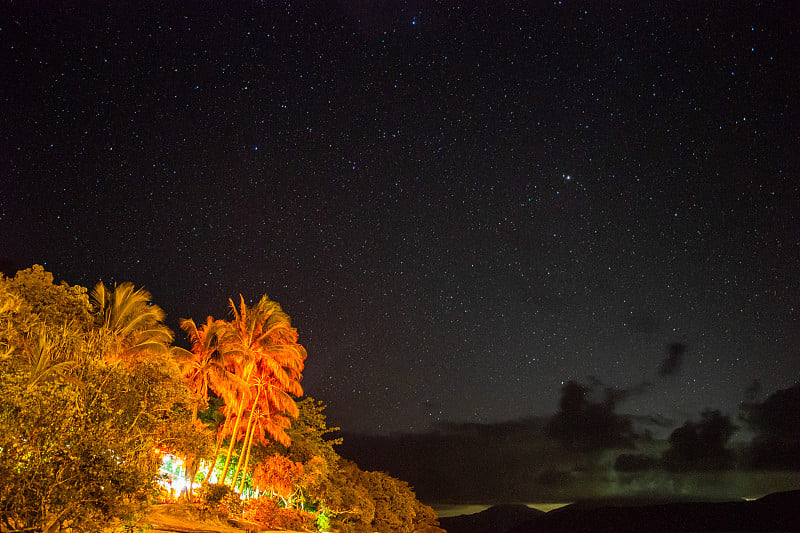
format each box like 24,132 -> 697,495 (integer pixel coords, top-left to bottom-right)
219,401 -> 246,485
230,412 -> 254,491
219,362 -> 255,484
205,415 -> 232,482
236,410 -> 260,493
231,388 -> 261,490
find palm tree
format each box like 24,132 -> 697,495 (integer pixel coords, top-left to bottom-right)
217,295 -> 307,489
21,327 -> 79,390
179,316 -> 236,421
179,316 -> 246,491
232,374 -> 299,493
90,282 -> 174,366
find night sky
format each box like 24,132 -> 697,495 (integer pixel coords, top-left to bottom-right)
2,2 -> 798,436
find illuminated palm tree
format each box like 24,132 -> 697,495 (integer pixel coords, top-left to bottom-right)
180,316 -> 246,490
232,372 -> 300,492
90,282 -> 174,366
179,316 -> 235,421
218,295 -> 306,488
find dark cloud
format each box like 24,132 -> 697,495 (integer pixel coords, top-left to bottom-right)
659,342 -> 687,376
741,383 -> 800,469
745,379 -> 762,402
614,453 -> 658,472
662,410 -> 737,471
546,380 -> 636,451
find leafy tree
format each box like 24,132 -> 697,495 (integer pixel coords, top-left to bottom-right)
90,281 -> 175,366
0,268 -> 205,532
3,265 -> 94,333
320,460 -> 440,533
254,398 -> 341,504
251,453 -> 306,506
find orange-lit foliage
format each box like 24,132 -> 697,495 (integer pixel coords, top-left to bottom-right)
242,497 -> 316,530
90,281 -> 175,366
252,453 -> 305,504
217,295 -> 307,488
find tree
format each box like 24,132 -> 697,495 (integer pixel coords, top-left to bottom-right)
179,316 -> 239,422
0,268 -> 205,532
217,295 -> 306,489
320,460 -> 441,533
90,281 -> 175,366
255,398 -> 341,504
252,453 -> 306,506
3,265 -> 94,334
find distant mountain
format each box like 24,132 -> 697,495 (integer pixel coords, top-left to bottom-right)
438,491 -> 800,533
438,504 -> 544,533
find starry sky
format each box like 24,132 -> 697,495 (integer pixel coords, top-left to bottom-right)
2,2 -> 798,435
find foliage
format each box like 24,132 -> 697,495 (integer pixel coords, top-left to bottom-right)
195,483 -> 235,506
321,460 -> 440,533
208,294 -> 307,490
179,316 -> 235,421
0,267 -> 204,532
316,509 -> 331,531
251,398 -> 341,507
2,264 -> 94,334
252,453 -> 305,504
218,492 -> 243,518
0,369 -> 151,532
194,482 -> 242,518
283,397 -> 343,466
1,267 -> 439,532
242,497 -> 316,530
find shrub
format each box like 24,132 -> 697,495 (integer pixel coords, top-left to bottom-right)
218,492 -> 243,518
196,483 -> 233,506
243,497 -> 315,530
195,483 -> 241,518
316,509 -> 331,531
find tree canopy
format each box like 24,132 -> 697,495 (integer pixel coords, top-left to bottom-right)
0,267 -> 207,532
0,265 -> 442,533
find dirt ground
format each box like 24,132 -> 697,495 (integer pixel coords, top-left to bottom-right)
128,503 -> 304,533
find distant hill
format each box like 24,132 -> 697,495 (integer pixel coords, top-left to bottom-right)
438,504 -> 544,533
438,491 -> 800,533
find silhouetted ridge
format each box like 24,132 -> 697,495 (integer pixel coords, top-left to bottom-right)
438,491 -> 800,533
507,490 -> 800,532
438,504 -> 544,533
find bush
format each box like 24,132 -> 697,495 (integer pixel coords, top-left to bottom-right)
243,497 -> 316,530
218,492 -> 243,518
316,509 -> 331,531
196,483 -> 233,505
195,483 -> 241,518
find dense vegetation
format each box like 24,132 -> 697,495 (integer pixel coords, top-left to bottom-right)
0,265 -> 440,533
